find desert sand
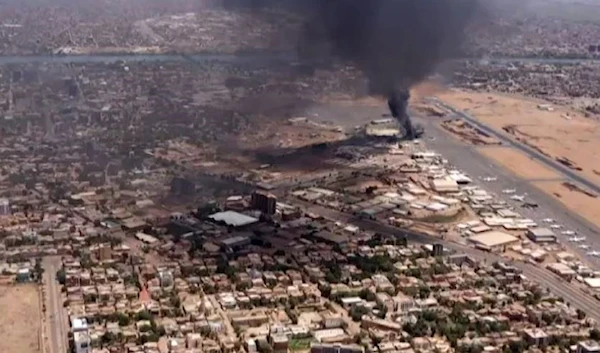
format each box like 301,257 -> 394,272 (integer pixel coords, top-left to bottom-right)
423,84 -> 600,230
477,146 -> 560,180
0,284 -> 42,353
533,181 -> 600,229
435,88 -> 600,186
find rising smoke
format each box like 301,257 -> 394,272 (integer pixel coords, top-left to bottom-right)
221,0 -> 483,138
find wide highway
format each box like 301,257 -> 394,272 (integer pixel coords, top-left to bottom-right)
43,256 -> 68,353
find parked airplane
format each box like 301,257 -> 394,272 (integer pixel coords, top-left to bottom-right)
569,237 -> 586,243
578,244 -> 590,249
502,189 -> 516,194
586,250 -> 600,257
483,177 -> 497,182
561,230 -> 576,235
550,224 -> 562,229
543,218 -> 555,223
510,195 -> 525,201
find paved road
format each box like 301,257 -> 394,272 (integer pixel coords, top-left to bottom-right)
43,257 -> 68,353
296,200 -> 600,321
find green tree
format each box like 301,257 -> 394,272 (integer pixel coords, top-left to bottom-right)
374,302 -> 388,319
236,281 -> 251,292
101,331 -> 117,346
320,285 -> 331,298
56,268 -> 66,285
117,313 -> 130,326
285,306 -> 298,324
359,288 -> 376,301
34,258 -> 44,282
590,328 -> 600,341
350,305 -> 369,322
170,293 -> 181,308
136,310 -> 153,321
418,285 -> 431,299
507,340 -> 526,353
397,237 -> 408,247
154,325 -> 166,336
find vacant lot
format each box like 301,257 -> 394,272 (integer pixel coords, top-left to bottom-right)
533,181 -> 600,230
477,146 -> 560,181
0,284 -> 41,353
435,88 -> 600,186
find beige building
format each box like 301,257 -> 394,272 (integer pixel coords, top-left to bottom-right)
468,231 -> 520,252
431,179 -> 459,193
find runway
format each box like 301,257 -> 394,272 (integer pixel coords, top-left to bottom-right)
430,98 -> 600,197
412,113 -> 600,269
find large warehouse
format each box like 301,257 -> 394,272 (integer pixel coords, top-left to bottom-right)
208,211 -> 259,228
469,231 -> 520,252
526,228 -> 557,243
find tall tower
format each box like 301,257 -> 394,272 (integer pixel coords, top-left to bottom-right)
44,112 -> 55,140
6,78 -> 13,119
0,198 -> 10,216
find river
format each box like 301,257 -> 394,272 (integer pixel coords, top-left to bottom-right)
0,52 -> 598,65
0,52 -> 295,65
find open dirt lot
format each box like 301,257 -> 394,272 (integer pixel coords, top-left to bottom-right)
477,146 -> 560,180
0,284 -> 42,353
443,119 -> 501,146
435,88 -> 600,186
533,181 -> 600,230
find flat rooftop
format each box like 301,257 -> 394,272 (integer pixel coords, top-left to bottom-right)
209,211 -> 259,227
469,231 -> 519,248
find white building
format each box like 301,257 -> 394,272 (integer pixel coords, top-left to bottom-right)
158,270 -> 174,287
0,198 -> 9,216
578,340 -> 600,353
72,318 -> 90,353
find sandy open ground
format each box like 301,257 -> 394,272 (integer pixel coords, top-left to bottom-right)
424,84 -> 600,231
533,181 -> 600,230
435,88 -> 600,186
477,146 -> 561,180
0,284 -> 42,353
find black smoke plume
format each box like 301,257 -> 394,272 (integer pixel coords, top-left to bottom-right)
221,0 -> 482,137
388,89 -> 417,139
